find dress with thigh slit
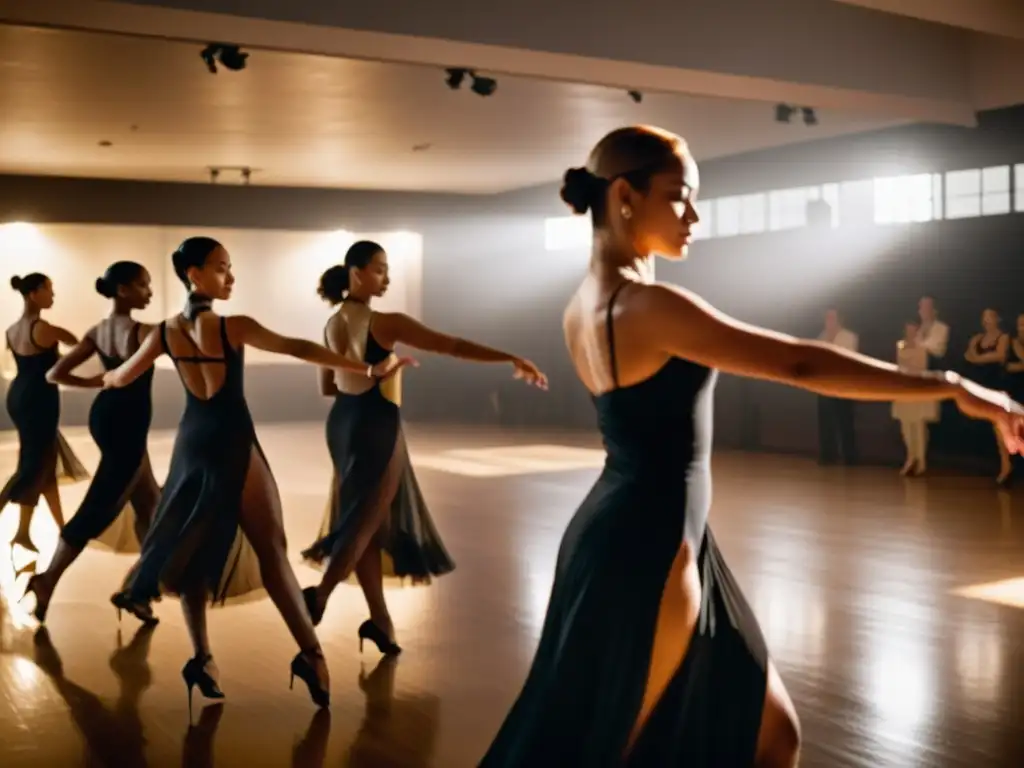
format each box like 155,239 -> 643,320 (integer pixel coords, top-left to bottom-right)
481,282 -> 768,766
118,312 -> 262,604
301,297 -> 454,585
0,322 -> 88,510
62,323 -> 159,553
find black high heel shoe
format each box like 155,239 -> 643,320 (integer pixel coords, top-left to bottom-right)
302,586 -> 324,626
21,574 -> 50,622
111,591 -> 159,626
183,654 -> 225,718
290,647 -> 330,708
358,619 -> 402,656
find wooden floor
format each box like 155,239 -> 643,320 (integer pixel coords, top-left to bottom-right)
1,423 -> 1024,767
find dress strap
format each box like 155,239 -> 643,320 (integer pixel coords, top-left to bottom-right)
605,282 -> 631,388
28,318 -> 50,351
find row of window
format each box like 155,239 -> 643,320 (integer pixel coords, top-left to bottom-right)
544,163 -> 1024,250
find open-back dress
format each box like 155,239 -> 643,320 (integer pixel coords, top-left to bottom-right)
118,308 -> 262,605
301,298 -> 454,585
481,282 -> 769,766
1,320 -> 88,510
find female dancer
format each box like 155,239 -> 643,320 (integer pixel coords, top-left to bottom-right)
300,240 -> 547,654
2,273 -> 88,560
22,262 -> 161,623
480,126 -> 1024,767
103,237 -> 413,712
1003,313 -> 1024,484
964,308 -> 1010,484
893,321 -> 937,476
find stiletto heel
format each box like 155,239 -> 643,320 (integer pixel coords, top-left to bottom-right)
357,620 -> 401,656
289,647 -> 330,708
20,574 -> 49,622
182,654 -> 225,718
110,591 -> 159,626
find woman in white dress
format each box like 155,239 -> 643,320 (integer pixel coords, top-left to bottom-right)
893,321 -> 938,475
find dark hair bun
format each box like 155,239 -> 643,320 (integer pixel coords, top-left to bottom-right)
560,167 -> 597,215
95,276 -> 115,298
10,275 -> 22,291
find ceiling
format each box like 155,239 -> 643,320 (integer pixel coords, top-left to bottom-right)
0,24 -> 908,194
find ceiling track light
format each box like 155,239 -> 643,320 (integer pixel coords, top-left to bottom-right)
775,103 -> 817,126
444,67 -> 497,96
201,43 -> 249,74
207,166 -> 258,185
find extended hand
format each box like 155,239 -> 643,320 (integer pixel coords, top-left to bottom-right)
372,356 -> 418,380
512,358 -> 548,390
995,406 -> 1024,455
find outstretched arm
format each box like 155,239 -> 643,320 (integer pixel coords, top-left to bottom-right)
373,313 -> 547,388
103,330 -> 164,389
644,284 -> 1011,423
233,316 -> 411,378
46,333 -> 103,388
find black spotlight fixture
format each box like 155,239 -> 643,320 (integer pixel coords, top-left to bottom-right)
445,68 -> 468,89
470,74 -> 497,97
201,43 -> 249,74
802,107 -> 818,126
628,90 -> 643,103
444,68 -> 497,96
775,103 -> 796,123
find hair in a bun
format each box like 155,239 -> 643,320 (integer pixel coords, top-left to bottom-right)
95,261 -> 145,299
9,272 -> 49,296
317,240 -> 384,304
318,265 -> 350,305
560,167 -> 600,215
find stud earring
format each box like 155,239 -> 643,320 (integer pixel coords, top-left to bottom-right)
621,205 -> 632,220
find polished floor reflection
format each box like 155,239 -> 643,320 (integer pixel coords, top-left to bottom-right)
2,424 -> 1024,767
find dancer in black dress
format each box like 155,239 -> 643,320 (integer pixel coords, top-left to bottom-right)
22,262 -> 161,623
1005,313 -> 1024,484
103,237 -> 413,712
481,126 -> 1024,767
2,273 -> 88,562
300,240 -> 547,654
964,308 -> 1010,484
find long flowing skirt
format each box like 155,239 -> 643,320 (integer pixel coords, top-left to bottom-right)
302,390 -> 454,585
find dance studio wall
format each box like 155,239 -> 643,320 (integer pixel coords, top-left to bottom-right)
0,222 -> 423,429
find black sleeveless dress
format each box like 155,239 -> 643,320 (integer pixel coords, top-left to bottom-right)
1,322 -> 88,508
1006,339 -> 1024,404
481,284 -> 768,766
62,324 -> 158,552
967,334 -> 1007,391
118,312 -> 262,605
301,300 -> 454,584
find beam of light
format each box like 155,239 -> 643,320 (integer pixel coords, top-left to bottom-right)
411,444 -> 605,477
950,576 -> 1024,609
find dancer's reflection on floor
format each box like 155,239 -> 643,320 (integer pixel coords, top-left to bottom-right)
347,656 -> 440,768
181,703 -> 224,768
292,708 -> 331,768
31,624 -> 155,768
